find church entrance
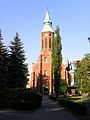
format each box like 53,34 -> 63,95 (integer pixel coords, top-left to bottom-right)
44,86 -> 48,95
42,84 -> 49,95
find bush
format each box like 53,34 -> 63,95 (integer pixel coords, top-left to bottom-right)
0,88 -> 42,110
58,98 -> 87,115
8,88 -> 42,110
60,79 -> 68,95
0,90 -> 8,108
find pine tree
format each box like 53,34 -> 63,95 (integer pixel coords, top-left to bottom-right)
0,30 -> 8,91
8,33 -> 28,89
52,26 -> 62,97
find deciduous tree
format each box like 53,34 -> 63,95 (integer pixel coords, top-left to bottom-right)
74,54 -> 90,94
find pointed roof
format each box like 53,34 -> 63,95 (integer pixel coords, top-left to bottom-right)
41,9 -> 53,33
43,10 -> 51,23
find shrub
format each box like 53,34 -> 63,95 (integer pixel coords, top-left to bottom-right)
60,79 -> 68,95
8,88 -> 42,110
0,88 -> 42,110
0,90 -> 8,108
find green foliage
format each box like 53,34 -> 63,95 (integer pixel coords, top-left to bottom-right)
0,30 -> 9,91
0,88 -> 42,110
74,54 -> 90,94
8,33 -> 28,89
54,26 -> 62,72
0,32 -> 42,111
52,26 -> 62,96
7,88 -> 42,110
60,80 -> 68,94
0,90 -> 8,108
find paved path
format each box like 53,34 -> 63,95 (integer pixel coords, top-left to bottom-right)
0,96 -> 77,120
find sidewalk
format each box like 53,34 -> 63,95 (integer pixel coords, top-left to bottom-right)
0,95 -> 77,120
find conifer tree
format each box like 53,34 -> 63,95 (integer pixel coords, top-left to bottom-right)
0,30 -> 8,91
52,26 -> 62,96
51,34 -> 55,95
8,33 -> 28,89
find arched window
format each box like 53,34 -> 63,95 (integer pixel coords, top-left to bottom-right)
33,72 -> 35,88
49,39 -> 51,48
42,39 -> 43,49
45,39 -> 47,48
44,70 -> 47,76
44,57 -> 47,62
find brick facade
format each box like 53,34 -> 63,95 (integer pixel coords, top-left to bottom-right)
28,10 -> 70,94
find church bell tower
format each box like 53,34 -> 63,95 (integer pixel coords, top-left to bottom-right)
40,9 -> 54,94
41,10 -> 54,51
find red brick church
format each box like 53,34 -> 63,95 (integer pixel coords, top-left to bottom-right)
27,10 -> 75,95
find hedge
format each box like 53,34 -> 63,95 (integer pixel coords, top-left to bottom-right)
0,88 -> 42,110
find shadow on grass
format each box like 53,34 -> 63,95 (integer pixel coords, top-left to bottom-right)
70,97 -> 90,120
58,96 -> 90,120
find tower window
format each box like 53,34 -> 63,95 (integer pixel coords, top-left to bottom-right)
42,39 -> 43,49
49,33 -> 51,36
45,39 -> 47,48
44,57 -> 47,62
49,39 -> 51,48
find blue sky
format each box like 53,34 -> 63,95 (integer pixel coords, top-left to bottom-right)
0,0 -> 90,72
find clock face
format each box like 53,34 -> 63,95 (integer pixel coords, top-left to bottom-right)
45,33 -> 48,36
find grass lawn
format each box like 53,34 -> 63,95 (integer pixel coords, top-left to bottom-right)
69,96 -> 90,120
